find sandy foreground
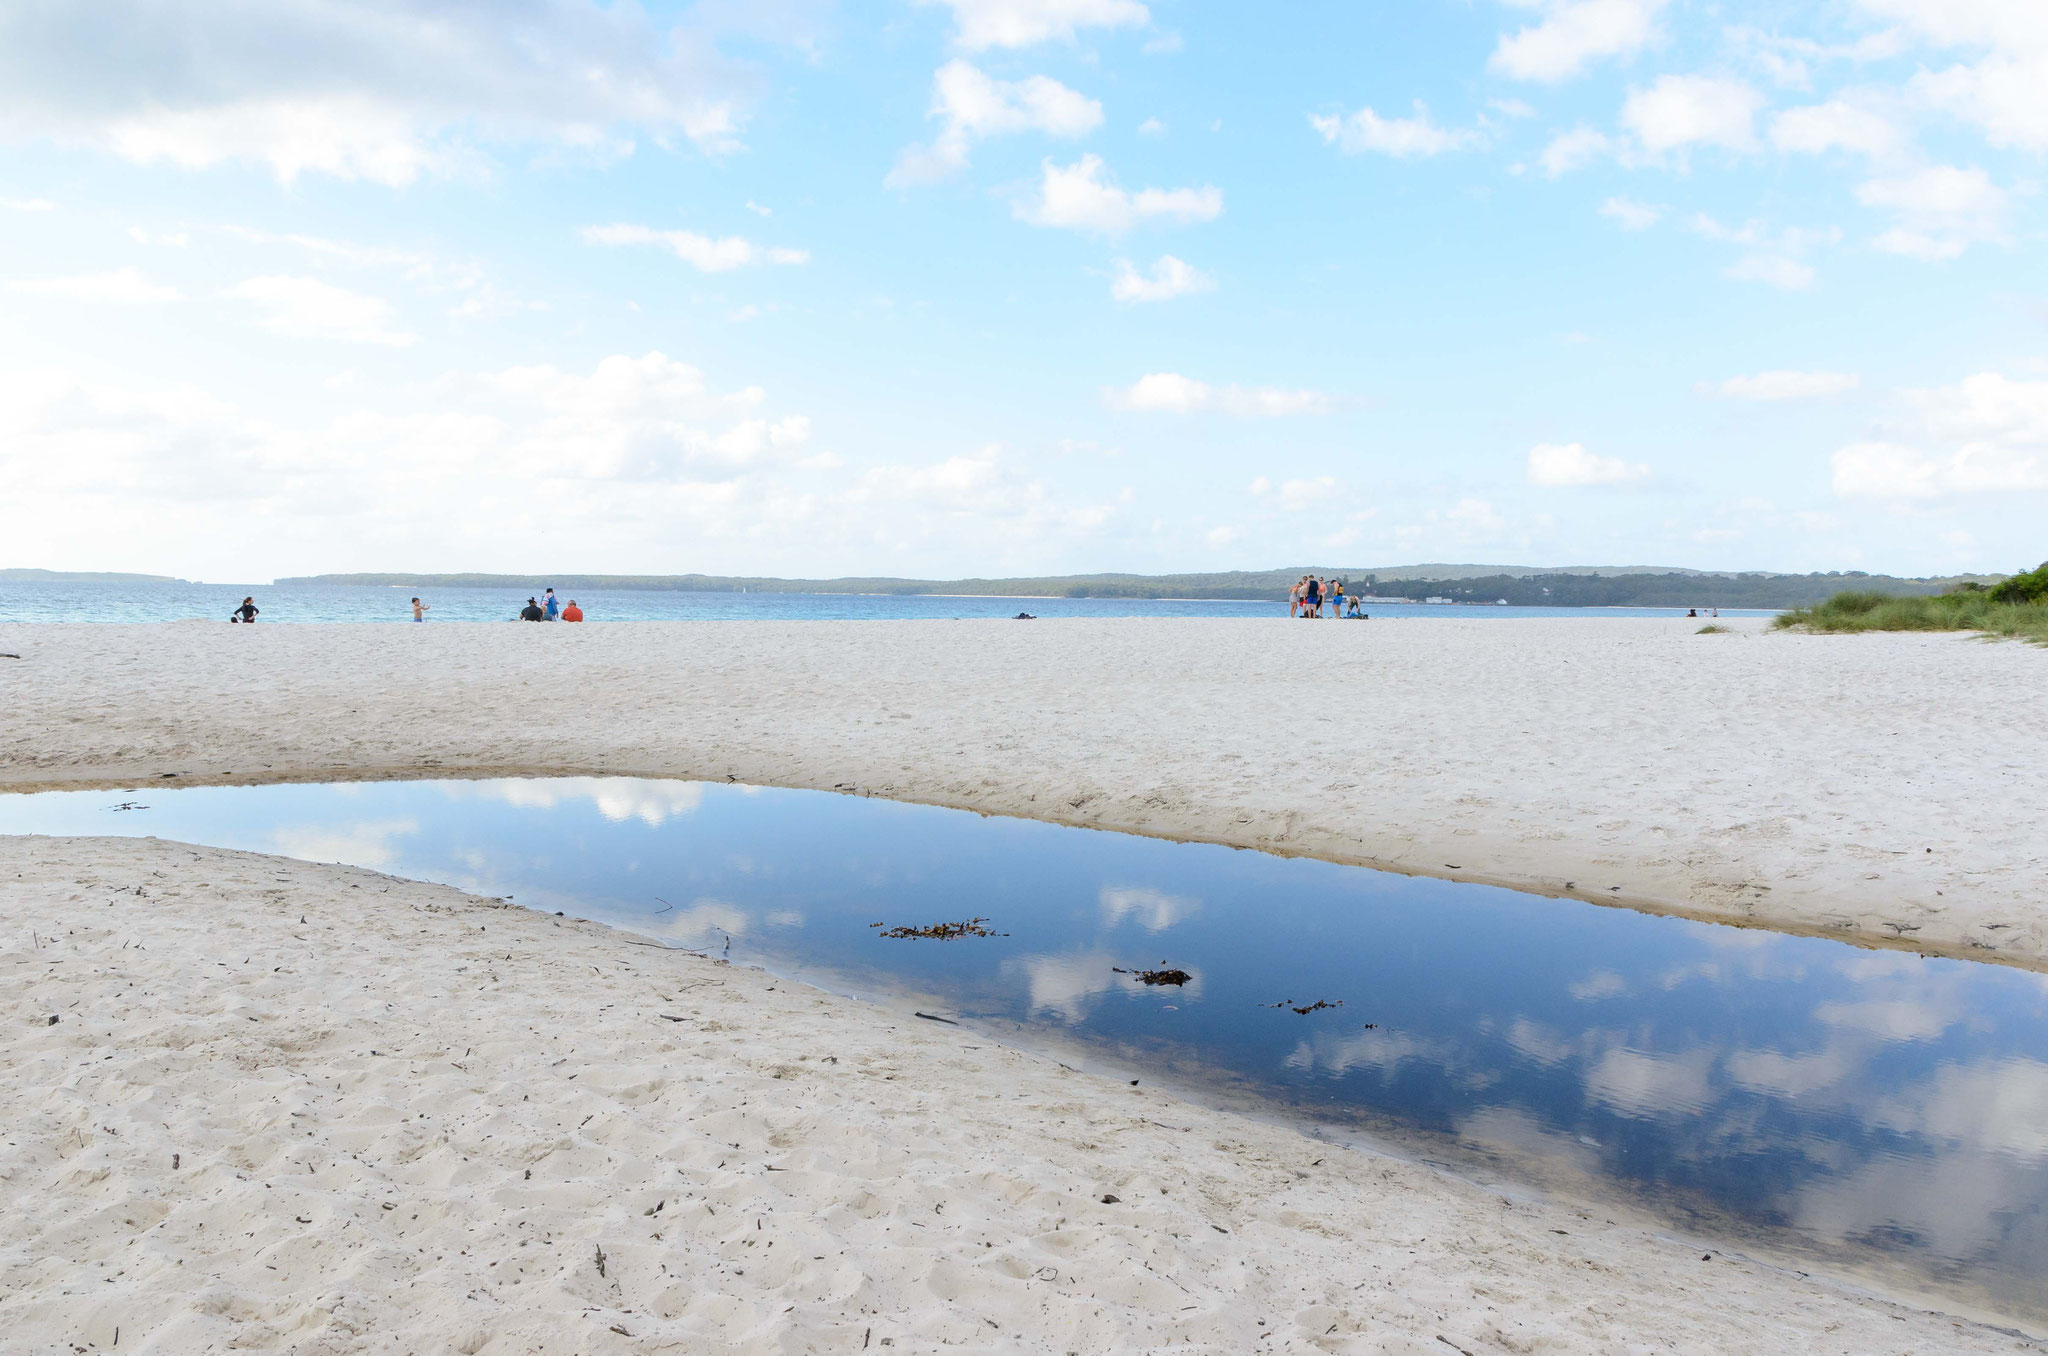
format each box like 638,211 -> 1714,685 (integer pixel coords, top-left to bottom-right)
2,616 -> 2046,965
4,834 -> 2037,1354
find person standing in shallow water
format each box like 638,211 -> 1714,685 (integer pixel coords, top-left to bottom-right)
543,588 -> 559,620
230,597 -> 258,623
411,597 -> 429,622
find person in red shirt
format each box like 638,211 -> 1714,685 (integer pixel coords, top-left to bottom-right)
561,600 -> 585,622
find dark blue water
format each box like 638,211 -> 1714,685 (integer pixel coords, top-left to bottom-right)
4,776 -> 2040,1315
0,579 -> 1772,624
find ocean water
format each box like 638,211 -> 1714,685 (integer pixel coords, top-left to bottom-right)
5,774 -> 2042,1319
0,579 -> 1771,624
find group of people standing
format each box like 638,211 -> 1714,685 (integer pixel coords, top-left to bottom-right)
1289,575 -> 1365,619
518,587 -> 583,622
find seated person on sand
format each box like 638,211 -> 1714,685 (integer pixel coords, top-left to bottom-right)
519,598 -> 545,621
561,600 -> 584,622
230,597 -> 259,624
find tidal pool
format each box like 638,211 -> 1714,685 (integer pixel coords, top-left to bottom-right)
6,775 -> 2046,1319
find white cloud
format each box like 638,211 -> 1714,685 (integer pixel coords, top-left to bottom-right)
886,60 -> 1101,186
1107,373 -> 1331,416
1725,254 -> 1816,290
225,275 -> 416,346
3,196 -> 55,211
1108,254 -> 1213,302
0,0 -> 752,184
581,223 -> 809,272
1137,116 -> 1166,137
1831,371 -> 2048,500
1013,154 -> 1222,234
1490,0 -> 1667,82
1715,370 -> 1861,400
1690,215 -> 1840,290
925,0 -> 1150,51
7,267 -> 182,305
1770,99 -> 1902,157
1099,885 -> 1198,931
1203,524 -> 1242,549
1856,165 -> 2009,259
1537,125 -> 1612,175
1598,195 -> 1664,229
1251,475 -> 1340,510
1859,0 -> 2048,151
1309,102 -> 1481,157
1621,74 -> 1763,154
1527,441 -> 1650,486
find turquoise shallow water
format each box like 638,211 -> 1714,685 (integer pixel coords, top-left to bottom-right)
0,579 -> 1773,624
3,774 -> 2041,1318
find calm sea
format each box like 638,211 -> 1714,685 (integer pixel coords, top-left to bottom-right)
0,580 -> 1769,624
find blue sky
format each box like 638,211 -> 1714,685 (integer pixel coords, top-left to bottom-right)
1,0 -> 2043,580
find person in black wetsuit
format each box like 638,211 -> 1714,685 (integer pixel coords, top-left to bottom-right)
230,597 -> 259,623
519,598 -> 545,621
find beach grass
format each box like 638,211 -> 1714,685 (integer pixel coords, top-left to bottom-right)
1774,568 -> 2048,645
1696,624 -> 1731,634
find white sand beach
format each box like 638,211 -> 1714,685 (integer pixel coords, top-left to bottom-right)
5,834 -> 2036,1354
3,615 -> 2045,966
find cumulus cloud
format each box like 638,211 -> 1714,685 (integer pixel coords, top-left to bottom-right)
1863,0 -> 2048,151
7,267 -> 182,305
924,0 -> 1151,50
1490,0 -> 1667,82
1855,164 -> 2010,259
1598,196 -> 1664,230
1621,74 -> 1763,154
581,223 -> 809,271
1537,125 -> 1612,176
1107,373 -> 1331,416
1831,371 -> 2048,499
1770,99 -> 1903,157
1690,215 -> 1840,291
1527,441 -> 1649,486
1309,102 -> 1481,157
1715,370 -> 1861,400
1013,154 -> 1221,234
1108,254 -> 1213,302
0,0 -> 753,184
886,60 -> 1100,186
225,275 -> 416,346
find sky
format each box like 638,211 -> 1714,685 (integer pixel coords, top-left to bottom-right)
0,0 -> 2043,582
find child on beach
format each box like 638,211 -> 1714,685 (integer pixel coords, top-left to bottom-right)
411,597 -> 429,622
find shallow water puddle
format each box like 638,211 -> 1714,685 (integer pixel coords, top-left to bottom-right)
7,775 -> 2047,1316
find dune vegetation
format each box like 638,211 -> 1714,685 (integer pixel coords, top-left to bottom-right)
1774,562 -> 2048,644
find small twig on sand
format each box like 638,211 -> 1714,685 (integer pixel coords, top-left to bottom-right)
914,1011 -> 960,1025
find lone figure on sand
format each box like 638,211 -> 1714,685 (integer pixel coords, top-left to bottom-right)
230,597 -> 258,623
411,597 -> 429,622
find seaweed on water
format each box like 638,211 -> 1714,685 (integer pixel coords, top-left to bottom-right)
1114,967 -> 1192,986
1265,998 -> 1353,1016
879,917 -> 1008,939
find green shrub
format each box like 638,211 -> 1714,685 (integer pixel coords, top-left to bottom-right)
1988,561 -> 2048,604
1775,578 -> 2048,645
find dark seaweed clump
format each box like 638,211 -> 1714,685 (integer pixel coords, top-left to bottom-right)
1115,967 -> 1192,986
879,917 -> 1007,939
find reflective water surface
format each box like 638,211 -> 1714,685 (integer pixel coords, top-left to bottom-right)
0,577 -> 1775,624
5,776 -> 2045,1318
